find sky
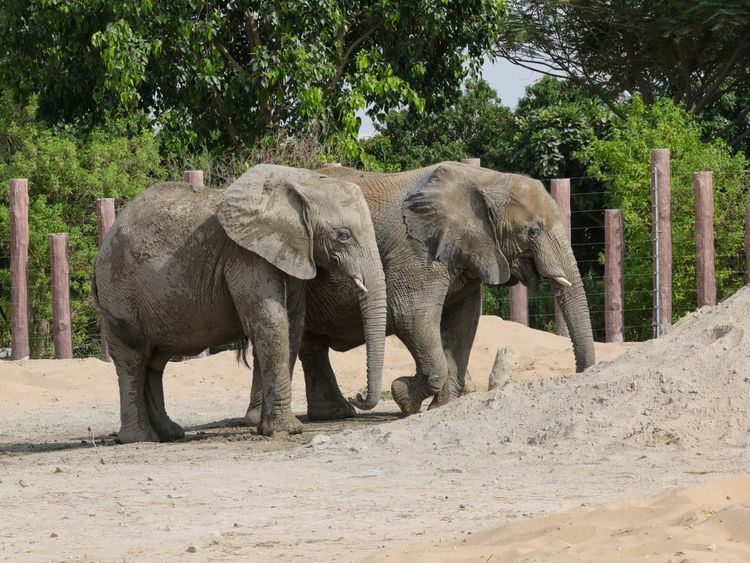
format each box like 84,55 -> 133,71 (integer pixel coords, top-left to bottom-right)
357,57 -> 543,137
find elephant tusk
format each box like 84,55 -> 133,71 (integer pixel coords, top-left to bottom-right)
552,276 -> 572,287
353,277 -> 368,294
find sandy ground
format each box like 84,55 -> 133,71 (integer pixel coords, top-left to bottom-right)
0,293 -> 748,562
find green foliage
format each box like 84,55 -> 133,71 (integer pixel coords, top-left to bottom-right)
0,1 -> 505,156
0,91 -> 167,357
359,79 -> 514,170
580,97 -> 749,340
495,0 -> 750,149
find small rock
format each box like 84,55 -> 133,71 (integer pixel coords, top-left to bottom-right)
309,434 -> 331,446
50,533 -> 58,538
643,408 -> 652,416
54,467 -> 63,474
147,476 -> 154,482
707,543 -> 716,552
186,545 -> 198,553
18,480 -> 28,488
233,522 -> 239,528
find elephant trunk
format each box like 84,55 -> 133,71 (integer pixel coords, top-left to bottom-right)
349,263 -> 388,410
555,244 -> 596,372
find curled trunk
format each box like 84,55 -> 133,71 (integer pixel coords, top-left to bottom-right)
349,264 -> 388,410
556,246 -> 596,372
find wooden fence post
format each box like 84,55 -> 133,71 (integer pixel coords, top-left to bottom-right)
10,179 -> 30,360
508,285 -> 528,326
651,149 -> 672,336
604,209 -> 625,342
745,204 -> 750,285
96,198 -> 116,361
551,178 -> 571,337
183,169 -> 204,187
49,233 -> 73,359
694,172 -> 716,307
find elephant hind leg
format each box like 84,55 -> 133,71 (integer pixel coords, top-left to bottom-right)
144,352 -> 185,442
301,338 -> 356,422
109,336 -> 160,444
245,350 -> 263,427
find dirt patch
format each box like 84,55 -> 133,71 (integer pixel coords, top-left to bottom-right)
1,290 -> 748,561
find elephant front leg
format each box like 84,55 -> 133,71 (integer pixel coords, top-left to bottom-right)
430,282 -> 483,409
144,353 -> 185,441
300,338 -> 356,421
244,352 -> 263,427
391,307 -> 450,415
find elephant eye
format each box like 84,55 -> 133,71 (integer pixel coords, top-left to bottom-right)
337,228 -> 352,242
528,225 -> 541,240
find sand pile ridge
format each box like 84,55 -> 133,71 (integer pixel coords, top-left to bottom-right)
329,286 -> 750,454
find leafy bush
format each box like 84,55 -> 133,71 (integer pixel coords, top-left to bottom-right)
580,97 -> 749,340
0,91 -> 167,357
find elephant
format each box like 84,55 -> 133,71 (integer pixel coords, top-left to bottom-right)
244,161 -> 596,423
92,164 -> 387,443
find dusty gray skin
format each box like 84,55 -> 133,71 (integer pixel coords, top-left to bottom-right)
92,164 -> 387,443
245,162 -> 596,422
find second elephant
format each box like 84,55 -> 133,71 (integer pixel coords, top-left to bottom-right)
246,162 -> 596,423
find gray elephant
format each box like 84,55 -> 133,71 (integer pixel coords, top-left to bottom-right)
245,162 -> 595,423
92,164 -> 387,443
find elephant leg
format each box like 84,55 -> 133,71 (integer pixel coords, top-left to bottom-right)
391,302 -> 449,415
144,352 -> 185,442
301,338 -> 356,421
109,336 -> 159,444
430,282 -> 482,409
245,278 -> 305,428
244,351 -> 263,427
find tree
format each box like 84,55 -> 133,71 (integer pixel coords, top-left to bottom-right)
493,0 -> 750,147
580,97 -> 748,340
0,1 -> 506,155
360,79 -> 514,170
0,91 -> 166,357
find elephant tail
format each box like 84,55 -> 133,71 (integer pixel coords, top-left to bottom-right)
235,337 -> 251,368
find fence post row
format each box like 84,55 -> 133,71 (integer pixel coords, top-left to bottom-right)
10,179 -> 30,360
604,209 -> 625,342
651,149 -> 672,337
550,178 -> 571,337
49,233 -> 73,359
96,198 -> 116,362
694,172 -> 716,307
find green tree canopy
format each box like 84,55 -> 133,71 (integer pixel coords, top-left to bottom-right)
494,0 -> 750,148
0,0 -> 506,155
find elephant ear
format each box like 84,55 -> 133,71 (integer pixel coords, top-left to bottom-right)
402,163 -> 511,285
218,164 -> 316,280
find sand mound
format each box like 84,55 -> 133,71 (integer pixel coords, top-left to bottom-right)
367,475 -> 750,562
328,286 -> 750,454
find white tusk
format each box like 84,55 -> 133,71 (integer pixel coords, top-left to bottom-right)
552,276 -> 572,287
354,278 -> 368,293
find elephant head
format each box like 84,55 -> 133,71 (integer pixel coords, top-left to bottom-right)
218,164 -> 387,408
402,162 -> 595,373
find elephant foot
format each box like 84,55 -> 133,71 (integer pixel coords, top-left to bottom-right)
244,404 -> 262,427
391,377 -> 427,415
307,397 -> 356,421
428,385 -> 461,410
153,419 -> 185,442
118,423 -> 160,444
258,411 -> 304,437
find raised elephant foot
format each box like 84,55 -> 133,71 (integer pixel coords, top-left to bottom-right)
118,423 -> 161,444
307,397 -> 356,421
391,376 -> 426,415
258,411 -> 304,437
244,404 -> 262,427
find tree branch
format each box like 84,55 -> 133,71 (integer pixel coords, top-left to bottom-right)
243,10 -> 262,51
215,41 -> 244,73
207,89 -> 244,147
693,33 -> 750,112
325,24 -> 380,94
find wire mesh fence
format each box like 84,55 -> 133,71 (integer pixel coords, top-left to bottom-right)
2,169 -> 749,358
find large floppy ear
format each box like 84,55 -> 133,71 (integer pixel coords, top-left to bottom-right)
402,163 -> 511,285
218,164 -> 316,280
